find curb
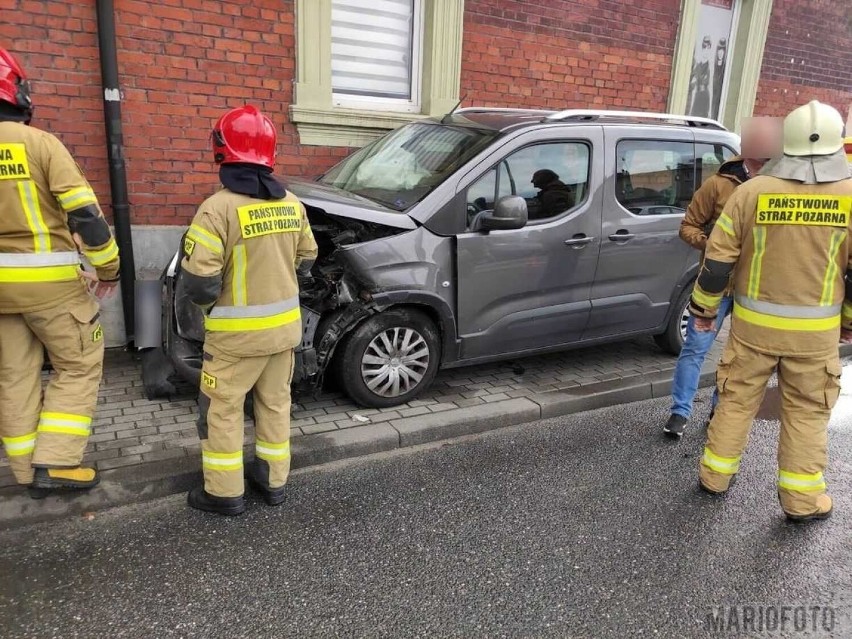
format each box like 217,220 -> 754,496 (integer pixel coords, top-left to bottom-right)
3,346 -> 851,530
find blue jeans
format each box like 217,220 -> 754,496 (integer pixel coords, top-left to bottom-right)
670,295 -> 733,419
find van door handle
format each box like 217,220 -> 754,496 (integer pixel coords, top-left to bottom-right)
608,230 -> 635,242
564,235 -> 595,248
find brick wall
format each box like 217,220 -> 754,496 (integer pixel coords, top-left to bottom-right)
2,0 -> 849,228
754,0 -> 851,117
460,0 -> 680,111
1,0 -> 349,226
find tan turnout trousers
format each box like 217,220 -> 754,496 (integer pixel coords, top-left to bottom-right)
701,335 -> 841,515
197,344 -> 295,498
0,289 -> 104,484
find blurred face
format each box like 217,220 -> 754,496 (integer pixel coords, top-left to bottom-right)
741,116 -> 783,161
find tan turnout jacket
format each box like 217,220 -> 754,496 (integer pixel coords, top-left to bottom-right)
180,188 -> 318,358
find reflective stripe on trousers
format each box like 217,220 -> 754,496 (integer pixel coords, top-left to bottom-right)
778,469 -> 826,493
701,447 -> 741,475
1,432 -> 37,457
202,450 -> 243,472
37,412 -> 92,437
256,439 -> 290,462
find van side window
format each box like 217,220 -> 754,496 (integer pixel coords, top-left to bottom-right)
615,140 -> 695,216
696,143 -> 736,186
466,142 -> 591,227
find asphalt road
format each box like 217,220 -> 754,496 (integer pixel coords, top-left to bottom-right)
2,378 -> 852,639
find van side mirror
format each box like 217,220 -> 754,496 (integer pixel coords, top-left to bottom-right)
477,195 -> 528,232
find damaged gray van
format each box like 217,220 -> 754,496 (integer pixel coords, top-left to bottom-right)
136,108 -> 740,408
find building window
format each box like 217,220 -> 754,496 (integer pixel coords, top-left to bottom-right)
685,0 -> 739,121
293,0 -> 465,148
669,0 -> 774,132
331,0 -> 423,112
615,140 -> 696,215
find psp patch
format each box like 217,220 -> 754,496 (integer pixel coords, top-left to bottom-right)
0,143 -> 30,180
756,194 -> 852,228
236,202 -> 301,239
202,372 -> 217,389
92,325 -> 103,342
184,237 -> 196,257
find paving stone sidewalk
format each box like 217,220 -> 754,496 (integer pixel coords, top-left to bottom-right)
0,331 -> 727,489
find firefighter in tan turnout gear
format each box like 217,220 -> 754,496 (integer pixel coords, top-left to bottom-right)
690,100 -> 852,521
0,48 -> 120,496
179,105 -> 317,516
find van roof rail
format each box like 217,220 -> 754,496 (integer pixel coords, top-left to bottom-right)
542,109 -> 728,130
453,107 -> 554,115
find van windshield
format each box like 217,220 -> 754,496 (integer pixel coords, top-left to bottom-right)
318,122 -> 497,211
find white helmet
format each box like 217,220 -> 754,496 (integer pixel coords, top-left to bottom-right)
783,100 -> 845,157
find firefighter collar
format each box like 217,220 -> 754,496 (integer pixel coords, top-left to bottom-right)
760,150 -> 851,184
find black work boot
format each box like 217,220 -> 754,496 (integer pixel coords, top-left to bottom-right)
187,487 -> 245,516
26,484 -> 50,500
246,460 -> 287,506
663,414 -> 688,439
32,467 -> 100,490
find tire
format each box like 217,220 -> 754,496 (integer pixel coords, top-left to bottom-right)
337,308 -> 441,408
654,282 -> 692,356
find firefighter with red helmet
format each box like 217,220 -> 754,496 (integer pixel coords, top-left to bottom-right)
179,104 -> 317,515
0,48 -> 120,496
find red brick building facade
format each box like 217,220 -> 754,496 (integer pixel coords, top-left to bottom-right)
2,0 -> 850,231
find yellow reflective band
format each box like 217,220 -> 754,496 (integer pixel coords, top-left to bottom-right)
733,303 -> 840,332
57,186 -> 98,211
232,244 -> 247,307
0,143 -> 30,180
701,447 -> 741,475
38,412 -> 92,437
0,264 -> 80,283
187,224 -> 224,254
18,180 -> 51,253
255,439 -> 291,462
2,432 -> 37,457
204,307 -> 301,332
715,213 -> 735,236
83,239 -> 119,267
756,194 -> 852,227
778,469 -> 826,493
820,230 -> 844,306
747,226 -> 766,299
202,450 -> 243,472
692,287 -> 722,310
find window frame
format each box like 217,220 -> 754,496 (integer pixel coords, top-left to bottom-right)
668,0 -> 774,132
292,0 -> 465,148
464,139 -> 594,229
331,0 -> 425,113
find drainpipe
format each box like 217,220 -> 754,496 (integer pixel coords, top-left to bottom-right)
95,0 -> 136,344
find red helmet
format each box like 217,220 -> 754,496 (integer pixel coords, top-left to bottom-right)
0,48 -> 33,119
211,105 -> 277,169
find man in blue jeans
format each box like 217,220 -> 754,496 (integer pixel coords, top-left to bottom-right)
663,124 -> 777,438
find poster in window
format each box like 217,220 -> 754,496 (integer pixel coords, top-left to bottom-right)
686,0 -> 736,120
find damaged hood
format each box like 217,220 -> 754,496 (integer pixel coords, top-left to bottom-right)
285,176 -> 417,230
